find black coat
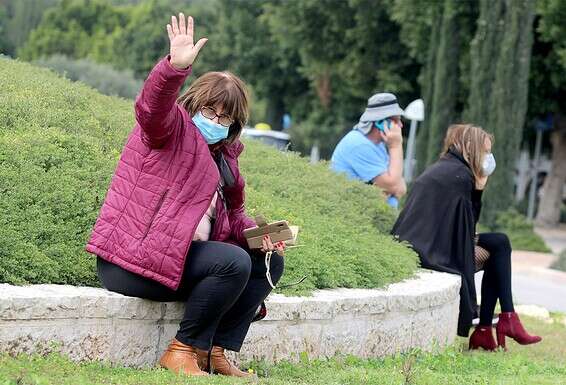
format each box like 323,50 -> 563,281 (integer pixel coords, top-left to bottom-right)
392,149 -> 482,337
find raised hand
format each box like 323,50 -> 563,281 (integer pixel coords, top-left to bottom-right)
166,13 -> 207,70
381,119 -> 403,149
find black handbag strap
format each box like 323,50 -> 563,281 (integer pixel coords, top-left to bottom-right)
214,152 -> 236,188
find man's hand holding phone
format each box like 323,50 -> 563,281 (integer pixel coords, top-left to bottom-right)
379,118 -> 403,149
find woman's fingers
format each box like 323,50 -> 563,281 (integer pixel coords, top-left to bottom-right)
171,15 -> 180,35
265,235 -> 274,250
168,13 -> 205,69
178,12 -> 186,35
187,15 -> 194,42
260,235 -> 278,251
276,241 -> 286,254
193,38 -> 208,55
259,237 -> 286,256
260,236 -> 268,252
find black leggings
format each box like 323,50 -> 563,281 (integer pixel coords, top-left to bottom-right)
477,232 -> 514,326
97,241 -> 284,352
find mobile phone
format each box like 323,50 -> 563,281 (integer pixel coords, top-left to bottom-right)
375,119 -> 391,132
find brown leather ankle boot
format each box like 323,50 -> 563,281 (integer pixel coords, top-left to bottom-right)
158,338 -> 208,376
198,346 -> 255,377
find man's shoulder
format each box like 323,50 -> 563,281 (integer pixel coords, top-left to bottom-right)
335,130 -> 373,151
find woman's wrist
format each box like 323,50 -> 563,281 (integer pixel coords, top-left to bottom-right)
167,55 -> 191,71
170,61 -> 186,70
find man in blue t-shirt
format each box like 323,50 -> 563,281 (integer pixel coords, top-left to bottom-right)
330,93 -> 407,208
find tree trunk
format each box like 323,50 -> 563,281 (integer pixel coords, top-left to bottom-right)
265,95 -> 285,131
414,1 -> 442,175
414,0 -> 476,174
315,70 -> 332,110
424,0 -> 462,166
467,0 -> 535,226
536,113 -> 566,226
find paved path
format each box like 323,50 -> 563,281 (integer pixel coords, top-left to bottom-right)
475,222 -> 566,313
476,255 -> 566,313
509,267 -> 566,312
535,224 -> 566,255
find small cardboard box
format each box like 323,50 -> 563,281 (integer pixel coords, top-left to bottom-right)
243,215 -> 297,249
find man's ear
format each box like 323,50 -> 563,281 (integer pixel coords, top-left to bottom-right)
367,126 -> 383,143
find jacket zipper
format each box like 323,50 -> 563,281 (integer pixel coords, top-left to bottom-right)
142,188 -> 169,241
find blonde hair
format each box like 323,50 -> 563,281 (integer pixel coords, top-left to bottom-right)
441,124 -> 494,182
177,71 -> 249,145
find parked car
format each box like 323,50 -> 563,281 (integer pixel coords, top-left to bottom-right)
241,127 -> 291,151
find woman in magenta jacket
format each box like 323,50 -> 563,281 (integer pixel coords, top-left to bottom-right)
86,13 -> 285,377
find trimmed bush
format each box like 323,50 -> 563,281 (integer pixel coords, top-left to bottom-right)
494,209 -> 550,253
0,57 -> 417,294
34,55 -> 142,99
551,250 -> 566,273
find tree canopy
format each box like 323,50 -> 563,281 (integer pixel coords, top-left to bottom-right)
8,0 -> 564,224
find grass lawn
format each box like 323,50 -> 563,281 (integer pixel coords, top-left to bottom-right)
1,315 -> 565,385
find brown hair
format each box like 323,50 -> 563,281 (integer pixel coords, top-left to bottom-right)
441,124 -> 494,182
177,71 -> 249,145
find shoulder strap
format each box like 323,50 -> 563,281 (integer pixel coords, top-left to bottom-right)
214,152 -> 236,188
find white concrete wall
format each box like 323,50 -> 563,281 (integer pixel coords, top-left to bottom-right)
0,270 -> 460,367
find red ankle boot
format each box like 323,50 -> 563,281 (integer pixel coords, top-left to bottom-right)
496,312 -> 542,349
469,325 -> 497,351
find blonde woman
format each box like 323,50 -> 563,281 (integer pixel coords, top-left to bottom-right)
87,14 -> 285,377
392,124 -> 541,351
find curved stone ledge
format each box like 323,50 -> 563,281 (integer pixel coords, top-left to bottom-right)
0,270 -> 460,367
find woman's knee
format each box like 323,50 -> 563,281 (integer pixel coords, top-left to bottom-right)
480,232 -> 511,255
214,243 -> 252,279
491,232 -> 511,254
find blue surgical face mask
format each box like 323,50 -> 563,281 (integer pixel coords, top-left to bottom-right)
482,153 -> 496,176
192,112 -> 229,144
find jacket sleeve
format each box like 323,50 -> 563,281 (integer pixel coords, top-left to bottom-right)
135,56 -> 191,148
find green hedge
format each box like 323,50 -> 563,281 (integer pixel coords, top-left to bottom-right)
551,250 -> 566,273
494,209 -> 550,253
34,55 -> 142,99
475,208 -> 550,253
0,57 -> 417,294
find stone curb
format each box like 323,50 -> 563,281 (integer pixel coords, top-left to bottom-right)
0,270 -> 461,367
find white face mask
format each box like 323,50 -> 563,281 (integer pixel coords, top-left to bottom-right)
482,153 -> 496,176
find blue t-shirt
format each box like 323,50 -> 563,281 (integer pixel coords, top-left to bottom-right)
330,130 -> 398,208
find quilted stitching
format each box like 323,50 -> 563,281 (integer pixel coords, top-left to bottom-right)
86,57 -> 254,290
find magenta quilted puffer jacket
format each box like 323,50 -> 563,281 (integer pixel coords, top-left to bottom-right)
86,57 -> 256,290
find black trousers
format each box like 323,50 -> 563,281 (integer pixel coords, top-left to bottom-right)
97,241 -> 284,352
477,232 -> 514,326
